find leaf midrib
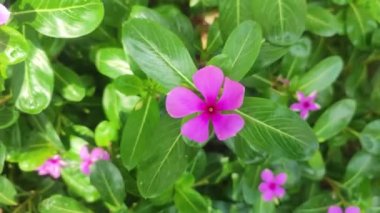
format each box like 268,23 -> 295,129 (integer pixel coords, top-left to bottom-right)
177,189 -> 200,212
99,168 -> 121,208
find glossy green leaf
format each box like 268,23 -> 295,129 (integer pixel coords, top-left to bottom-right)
0,176 -> 17,205
95,120 -> 118,147
137,116 -> 197,198
252,0 -> 306,46
122,18 -> 197,90
12,44 -> 54,114
39,195 -> 91,213
346,3 -> 377,47
12,0 -> 104,38
114,75 -> 144,96
0,143 -> 5,173
238,97 -> 319,160
53,63 -> 86,102
18,145 -> 56,171
0,26 -> 29,65
61,167 -> 100,203
222,21 -> 263,80
28,113 -> 63,150
253,42 -> 289,69
313,99 -> 356,142
297,56 -> 343,94
0,106 -> 19,129
360,120 -> 380,156
95,48 -> 133,79
218,0 -> 253,38
121,96 -> 160,170
90,161 -> 126,209
306,5 -> 340,37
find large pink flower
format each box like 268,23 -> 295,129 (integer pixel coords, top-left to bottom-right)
0,4 -> 10,25
80,146 -> 110,175
166,66 -> 245,143
37,155 -> 67,179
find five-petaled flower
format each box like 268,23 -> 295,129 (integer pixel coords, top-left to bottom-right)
258,169 -> 287,202
80,146 -> 110,175
166,66 -> 245,143
290,91 -> 320,119
37,155 -> 67,179
0,4 -> 10,25
328,205 -> 360,213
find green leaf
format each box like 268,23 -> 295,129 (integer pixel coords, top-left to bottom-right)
137,116 -> 197,198
122,18 -> 197,90
12,0 -> 104,38
0,143 -> 5,173
18,144 -> 56,171
53,63 -> 86,102
252,0 -> 306,46
114,75 -> 144,96
95,48 -> 133,79
253,197 -> 275,213
206,21 -> 223,56
313,99 -> 356,142
360,120 -> 380,156
297,56 -> 343,94
218,0 -> 253,38
0,106 -> 19,129
221,20 -> 263,81
0,26 -> 29,65
306,5 -> 340,37
61,167 -> 100,203
304,151 -> 325,180
39,195 -> 92,213
95,120 -> 118,147
369,0 -> 380,23
12,44 -> 54,114
0,176 -> 17,206
346,3 -> 377,48
238,97 -> 319,160
253,42 -> 289,69
90,161 -> 126,209
294,194 -> 335,213
121,96 -> 160,170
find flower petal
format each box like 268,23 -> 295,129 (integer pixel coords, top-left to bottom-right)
290,103 -> 303,111
328,206 -> 343,213
261,169 -> 274,182
275,173 -> 287,185
38,165 -> 48,176
193,66 -> 224,103
50,166 -> 61,179
300,110 -> 309,119
309,103 -> 321,111
81,161 -> 91,175
181,113 -> 210,143
262,191 -> 275,202
211,113 -> 244,141
345,206 -> 360,213
217,77 -> 245,111
0,4 -> 10,25
258,182 -> 269,193
308,91 -> 318,101
80,146 -> 90,161
166,87 -> 204,118
91,148 -> 110,161
274,186 -> 285,198
296,91 -> 306,101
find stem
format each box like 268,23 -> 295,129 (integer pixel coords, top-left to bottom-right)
345,127 -> 360,138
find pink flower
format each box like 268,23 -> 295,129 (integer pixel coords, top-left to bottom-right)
258,169 -> 287,202
37,155 -> 67,179
80,146 -> 110,175
166,66 -> 245,143
290,91 -> 320,119
328,205 -> 360,213
0,4 -> 10,25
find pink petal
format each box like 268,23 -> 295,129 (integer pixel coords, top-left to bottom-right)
217,77 -> 245,111
261,169 -> 274,182
166,87 -> 204,118
262,191 -> 275,202
193,66 -> 224,104
91,148 -> 109,161
274,186 -> 285,198
345,206 -> 360,213
309,103 -> 320,111
38,165 -> 48,176
258,182 -> 269,193
328,206 -> 343,213
80,146 -> 90,161
81,161 -> 91,175
211,113 -> 244,141
275,173 -> 287,185
50,166 -> 61,179
0,4 -> 10,25
290,103 -> 303,111
296,91 -> 306,101
308,91 -> 318,101
181,113 -> 210,143
300,110 -> 309,119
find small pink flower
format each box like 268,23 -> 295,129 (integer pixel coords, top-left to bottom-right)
0,4 -> 10,25
258,169 -> 287,202
37,155 -> 67,179
290,91 -> 320,119
80,146 -> 110,175
328,205 -> 360,213
166,66 -> 245,143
